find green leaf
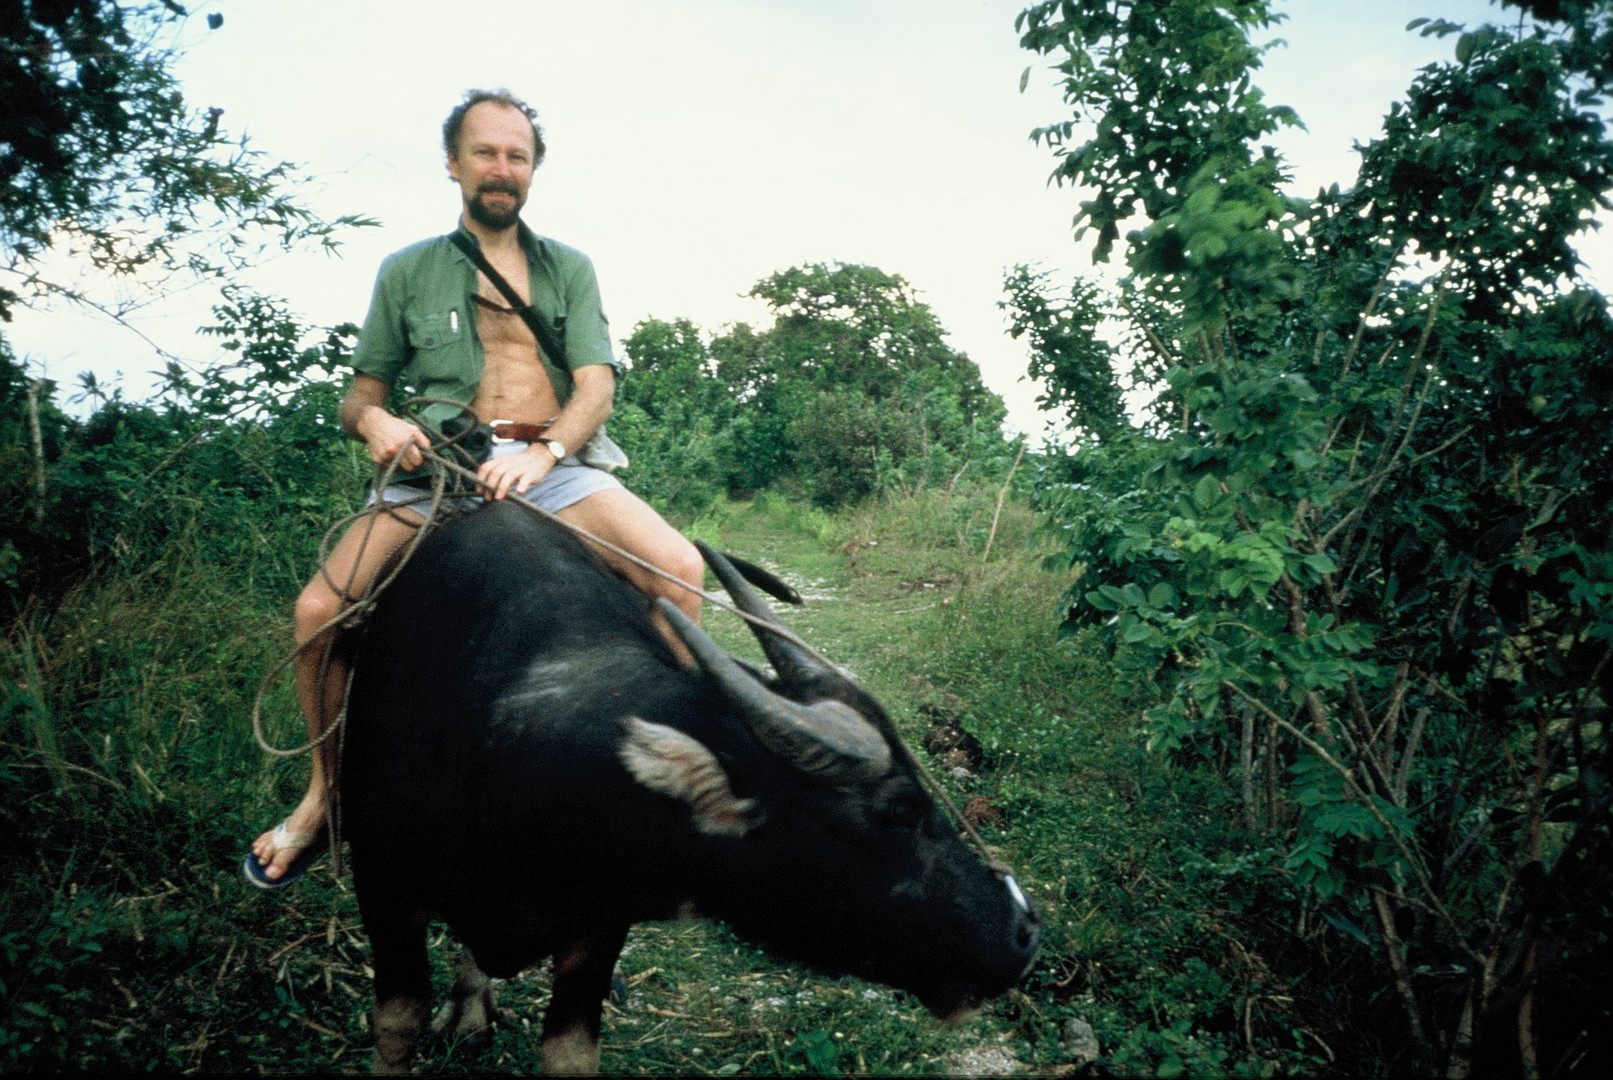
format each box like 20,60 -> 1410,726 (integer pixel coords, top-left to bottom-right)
1185,183 -> 1222,215
1195,232 -> 1228,260
1121,622 -> 1154,645
1301,552 -> 1336,576
1085,588 -> 1120,612
1321,907 -> 1373,945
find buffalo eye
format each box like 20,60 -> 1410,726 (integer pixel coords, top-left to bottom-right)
878,793 -> 926,834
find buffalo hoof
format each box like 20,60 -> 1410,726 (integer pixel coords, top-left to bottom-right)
371,996 -> 429,1074
431,950 -> 501,1048
540,1025 -> 602,1075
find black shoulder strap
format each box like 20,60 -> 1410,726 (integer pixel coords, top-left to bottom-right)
447,230 -> 566,366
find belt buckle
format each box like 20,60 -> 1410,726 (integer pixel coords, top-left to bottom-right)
489,418 -> 516,445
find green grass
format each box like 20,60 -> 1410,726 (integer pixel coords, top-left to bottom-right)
0,486 -> 1327,1075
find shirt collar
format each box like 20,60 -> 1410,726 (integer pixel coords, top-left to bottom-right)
451,219 -> 545,264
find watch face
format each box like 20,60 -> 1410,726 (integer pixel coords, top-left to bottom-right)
548,440 -> 567,460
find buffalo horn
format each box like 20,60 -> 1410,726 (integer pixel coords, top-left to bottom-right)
656,599 -> 890,782
718,550 -> 802,606
694,540 -> 824,689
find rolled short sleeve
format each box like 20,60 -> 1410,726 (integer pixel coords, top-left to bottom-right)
350,255 -> 410,386
558,254 -> 620,375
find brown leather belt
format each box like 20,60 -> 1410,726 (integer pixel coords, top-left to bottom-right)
489,420 -> 551,444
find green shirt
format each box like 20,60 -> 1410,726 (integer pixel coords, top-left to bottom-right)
351,221 -> 619,431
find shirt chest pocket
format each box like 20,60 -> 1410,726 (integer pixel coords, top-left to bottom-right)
404,309 -> 471,383
405,309 -> 459,351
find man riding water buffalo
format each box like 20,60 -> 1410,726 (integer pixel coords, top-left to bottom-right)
243,89 -> 1041,1073
245,88 -> 705,886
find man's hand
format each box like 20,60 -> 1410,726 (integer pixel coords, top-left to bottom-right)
474,364 -> 615,500
478,444 -> 556,500
359,408 -> 432,473
341,374 -> 431,473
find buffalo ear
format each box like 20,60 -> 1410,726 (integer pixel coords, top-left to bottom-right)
618,718 -> 761,838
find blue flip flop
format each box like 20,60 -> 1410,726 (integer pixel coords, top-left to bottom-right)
242,821 -> 328,890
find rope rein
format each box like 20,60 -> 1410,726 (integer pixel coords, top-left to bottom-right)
250,412 -> 1012,878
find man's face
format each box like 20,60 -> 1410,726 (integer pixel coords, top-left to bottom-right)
448,102 -> 537,231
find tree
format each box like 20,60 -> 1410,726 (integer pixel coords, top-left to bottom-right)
608,265 -> 1012,509
611,317 -> 735,513
1,1 -> 370,324
718,262 -> 1009,505
1,1 -> 371,603
1018,0 -> 1613,1074
1001,263 -> 1127,441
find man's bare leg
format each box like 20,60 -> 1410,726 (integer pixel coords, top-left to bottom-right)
250,505 -> 426,880
555,489 -> 705,667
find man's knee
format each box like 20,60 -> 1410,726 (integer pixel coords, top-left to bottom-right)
626,533 -> 702,610
656,537 -> 705,616
670,536 -> 703,586
293,579 -> 347,641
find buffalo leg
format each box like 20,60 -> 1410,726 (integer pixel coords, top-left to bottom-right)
359,892 -> 432,1074
540,925 -> 629,1076
430,947 -> 499,1048
372,996 -> 429,1076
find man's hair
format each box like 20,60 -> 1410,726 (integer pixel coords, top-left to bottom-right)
442,88 -> 546,166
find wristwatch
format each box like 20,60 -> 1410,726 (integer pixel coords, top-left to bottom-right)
536,438 -> 566,461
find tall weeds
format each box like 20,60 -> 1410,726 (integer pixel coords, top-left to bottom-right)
0,405 -> 365,1069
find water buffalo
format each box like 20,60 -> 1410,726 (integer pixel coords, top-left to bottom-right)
339,500 -> 1040,1073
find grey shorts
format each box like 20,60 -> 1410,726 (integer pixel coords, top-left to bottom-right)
370,441 -> 624,515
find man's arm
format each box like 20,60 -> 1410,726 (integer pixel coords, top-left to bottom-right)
340,372 -> 432,473
477,362 -> 616,501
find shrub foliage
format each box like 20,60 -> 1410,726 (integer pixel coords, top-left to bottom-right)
1012,0 -> 1613,1074
617,262 -> 1014,511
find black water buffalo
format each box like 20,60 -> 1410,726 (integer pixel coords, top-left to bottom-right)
340,500 -> 1040,1073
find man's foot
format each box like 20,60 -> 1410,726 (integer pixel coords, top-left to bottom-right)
243,817 -> 327,890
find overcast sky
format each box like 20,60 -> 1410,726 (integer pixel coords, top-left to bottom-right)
11,0 -> 1606,435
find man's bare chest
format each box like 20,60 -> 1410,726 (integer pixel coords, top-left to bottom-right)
467,263 -> 557,414
471,250 -> 539,352
473,294 -> 538,352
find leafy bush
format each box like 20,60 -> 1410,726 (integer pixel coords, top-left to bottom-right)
619,264 -> 1012,507
1014,1 -> 1613,1074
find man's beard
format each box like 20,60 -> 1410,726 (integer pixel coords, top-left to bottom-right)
467,184 -> 523,230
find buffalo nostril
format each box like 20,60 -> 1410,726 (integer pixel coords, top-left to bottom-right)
1016,919 -> 1037,952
